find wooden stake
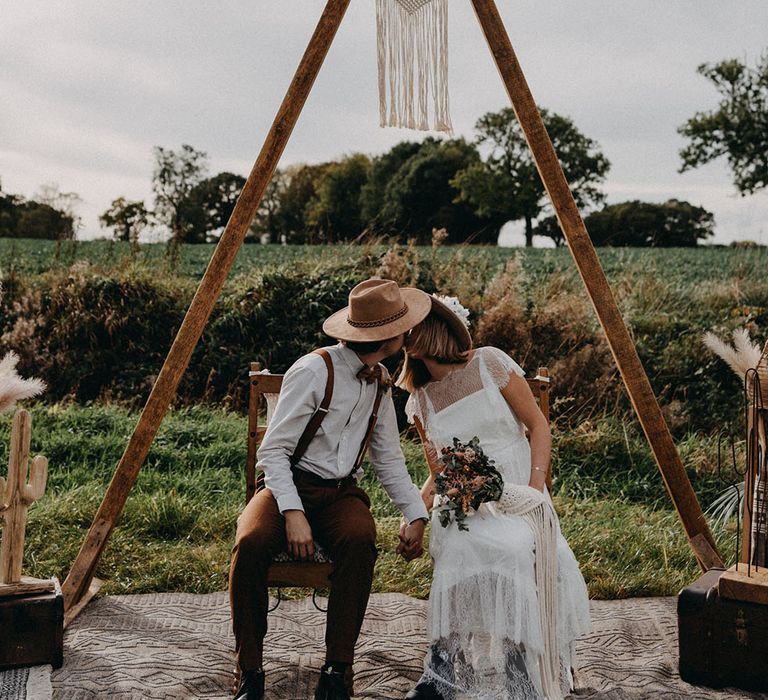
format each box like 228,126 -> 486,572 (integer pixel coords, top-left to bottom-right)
61,0 -> 352,611
470,0 -> 722,570
63,577 -> 104,629
741,407 -> 767,564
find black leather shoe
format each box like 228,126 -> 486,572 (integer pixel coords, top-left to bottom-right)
314,664 -> 351,700
233,669 -> 265,700
405,681 -> 444,700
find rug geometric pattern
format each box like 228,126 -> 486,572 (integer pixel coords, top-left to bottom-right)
0,665 -> 53,700
49,592 -> 768,699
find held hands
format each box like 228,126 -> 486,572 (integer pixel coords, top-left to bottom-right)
284,509 -> 315,561
396,518 -> 426,561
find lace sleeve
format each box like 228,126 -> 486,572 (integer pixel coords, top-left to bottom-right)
481,346 -> 525,388
405,392 -> 420,424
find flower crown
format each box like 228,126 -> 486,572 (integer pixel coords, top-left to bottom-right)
432,294 -> 471,329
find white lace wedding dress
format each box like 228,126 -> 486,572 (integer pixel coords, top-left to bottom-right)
405,346 -> 591,700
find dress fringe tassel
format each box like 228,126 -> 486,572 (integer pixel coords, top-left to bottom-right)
498,485 -> 561,699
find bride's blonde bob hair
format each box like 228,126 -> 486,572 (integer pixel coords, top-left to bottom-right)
397,312 -> 470,392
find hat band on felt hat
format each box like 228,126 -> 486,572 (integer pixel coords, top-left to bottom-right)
347,304 -> 409,328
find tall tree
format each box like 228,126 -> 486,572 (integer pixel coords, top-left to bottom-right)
15,201 -> 75,240
360,140 -> 425,231
151,144 -> 208,243
34,182 -> 83,235
453,107 -> 610,246
0,189 -> 23,237
275,163 -> 330,243
250,169 -> 288,243
679,53 -> 768,194
99,198 -> 151,243
0,182 -> 75,240
178,172 -> 246,243
305,153 -> 371,242
378,138 -> 494,244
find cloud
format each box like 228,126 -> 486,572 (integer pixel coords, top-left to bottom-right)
1,0 -> 767,243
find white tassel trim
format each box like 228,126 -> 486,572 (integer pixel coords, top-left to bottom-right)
497,484 -> 561,699
376,0 -> 452,133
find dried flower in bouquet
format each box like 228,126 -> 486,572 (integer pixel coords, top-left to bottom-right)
434,436 -> 504,531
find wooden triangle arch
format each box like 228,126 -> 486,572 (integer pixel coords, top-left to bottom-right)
61,0 -> 722,612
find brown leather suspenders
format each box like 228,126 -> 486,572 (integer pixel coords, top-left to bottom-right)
351,367 -> 389,474
274,348 -> 388,478
289,349 -> 334,467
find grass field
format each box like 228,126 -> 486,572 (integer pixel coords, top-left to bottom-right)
1,403 -> 735,600
0,239 -> 757,601
2,237 -> 767,286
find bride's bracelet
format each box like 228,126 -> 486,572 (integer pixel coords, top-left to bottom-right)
532,466 -> 547,473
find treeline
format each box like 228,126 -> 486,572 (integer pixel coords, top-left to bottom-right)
5,49 -> 767,247
0,181 -> 80,240
97,49 -> 768,247
100,106 -> 717,248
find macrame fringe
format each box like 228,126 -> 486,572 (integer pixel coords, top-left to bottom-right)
498,485 -> 561,699
376,0 -> 452,132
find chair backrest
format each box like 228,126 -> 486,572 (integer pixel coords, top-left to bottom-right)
246,360 -> 553,503
528,366 -> 551,423
246,362 -> 283,504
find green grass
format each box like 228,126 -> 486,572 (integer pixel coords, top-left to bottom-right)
0,403 -> 738,600
2,238 -> 767,287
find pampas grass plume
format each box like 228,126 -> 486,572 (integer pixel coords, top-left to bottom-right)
702,328 -> 768,401
0,352 -> 45,414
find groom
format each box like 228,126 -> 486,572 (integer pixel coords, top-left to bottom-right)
230,279 -> 432,700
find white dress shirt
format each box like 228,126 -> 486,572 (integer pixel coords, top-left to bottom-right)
258,343 -> 429,524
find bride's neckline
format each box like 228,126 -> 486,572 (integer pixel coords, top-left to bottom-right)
425,348 -> 480,385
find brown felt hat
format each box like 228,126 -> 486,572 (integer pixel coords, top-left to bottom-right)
323,279 -> 432,342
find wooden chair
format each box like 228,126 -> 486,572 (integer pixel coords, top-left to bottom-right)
245,361 -> 553,598
246,363 -> 334,598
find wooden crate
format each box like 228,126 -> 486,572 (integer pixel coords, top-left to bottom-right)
679,569 -> 768,692
0,577 -> 63,670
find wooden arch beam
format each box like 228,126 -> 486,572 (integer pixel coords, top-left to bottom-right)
63,0 -> 720,612
61,0 -> 352,610
470,0 -> 722,570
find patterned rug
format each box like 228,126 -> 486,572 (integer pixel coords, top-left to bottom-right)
48,592 -> 767,700
0,665 -> 53,700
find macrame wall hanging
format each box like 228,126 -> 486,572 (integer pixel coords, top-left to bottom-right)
376,0 -> 453,132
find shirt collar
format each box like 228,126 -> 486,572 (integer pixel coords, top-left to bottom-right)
337,342 -> 368,375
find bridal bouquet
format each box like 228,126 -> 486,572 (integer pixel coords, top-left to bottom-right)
434,437 -> 504,531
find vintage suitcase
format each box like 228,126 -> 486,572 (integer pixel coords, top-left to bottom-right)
678,568 -> 768,692
0,578 -> 63,670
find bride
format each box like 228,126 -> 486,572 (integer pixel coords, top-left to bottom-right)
397,295 -> 591,700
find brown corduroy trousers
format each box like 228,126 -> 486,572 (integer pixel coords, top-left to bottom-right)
229,474 -> 378,671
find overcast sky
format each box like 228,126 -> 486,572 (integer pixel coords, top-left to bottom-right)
2,1 -> 767,246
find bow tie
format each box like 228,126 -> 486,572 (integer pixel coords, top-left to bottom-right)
357,364 -> 391,388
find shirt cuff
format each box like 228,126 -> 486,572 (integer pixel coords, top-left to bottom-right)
402,500 -> 429,524
276,493 -> 305,514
